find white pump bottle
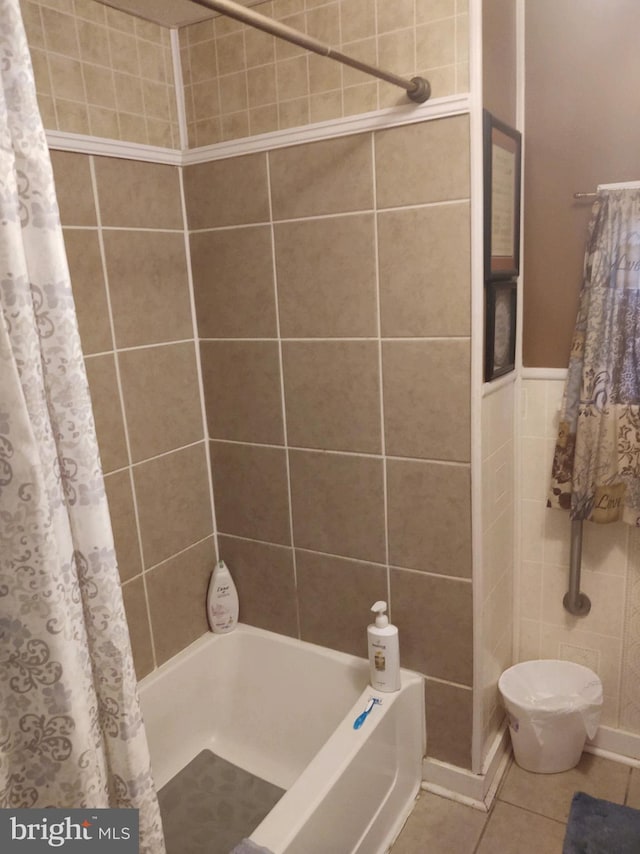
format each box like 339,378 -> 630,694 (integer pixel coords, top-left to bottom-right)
367,601 -> 400,692
206,560 -> 239,633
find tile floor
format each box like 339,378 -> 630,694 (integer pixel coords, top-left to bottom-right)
391,753 -> 640,853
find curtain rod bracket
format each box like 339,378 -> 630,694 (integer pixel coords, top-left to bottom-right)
407,76 -> 431,104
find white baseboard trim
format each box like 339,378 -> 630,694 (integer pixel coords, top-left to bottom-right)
586,725 -> 640,766
422,725 -> 511,811
45,130 -> 182,165
521,367 -> 567,381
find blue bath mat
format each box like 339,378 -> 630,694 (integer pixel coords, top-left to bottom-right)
563,791 -> 640,853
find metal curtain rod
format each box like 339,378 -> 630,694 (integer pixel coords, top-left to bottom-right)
189,0 -> 431,103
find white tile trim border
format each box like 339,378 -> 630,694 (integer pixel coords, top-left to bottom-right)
521,367 -> 568,381
45,93 -> 470,165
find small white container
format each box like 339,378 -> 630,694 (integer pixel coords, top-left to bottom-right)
206,560 -> 239,634
367,601 -> 400,693
498,659 -> 603,773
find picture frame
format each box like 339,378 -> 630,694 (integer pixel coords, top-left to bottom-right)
483,110 -> 522,280
485,279 -> 517,382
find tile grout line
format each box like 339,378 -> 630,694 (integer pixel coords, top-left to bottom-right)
177,163 -> 221,569
265,149 -> 302,641
88,154 -> 158,671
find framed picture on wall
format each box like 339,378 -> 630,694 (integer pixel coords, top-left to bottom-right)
483,111 -> 522,280
485,279 -> 517,382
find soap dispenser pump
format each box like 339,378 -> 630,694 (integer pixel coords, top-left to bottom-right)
367,601 -> 400,692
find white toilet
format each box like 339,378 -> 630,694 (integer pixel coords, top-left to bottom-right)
498,659 -> 603,773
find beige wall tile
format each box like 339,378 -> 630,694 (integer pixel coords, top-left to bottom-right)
375,116 -> 470,208
308,53 -> 342,95
63,229 -> 111,355
277,55 -> 309,102
424,680 -> 473,768
282,341 -> 381,453
383,340 -> 471,462
416,0 -> 456,24
85,354 -> 128,474
277,97 -> 310,130
108,28 -> 141,78
387,458 -> 472,578
146,538 -> 216,665
216,30 -> 246,76
210,441 -> 291,545
245,26 -> 276,67
247,64 -> 277,108
217,535 -> 298,637
76,19 -> 111,67
200,341 -> 284,445
190,226 -> 277,339
21,1 -> 45,49
274,213 -> 377,337
416,16 -> 456,69
249,104 -> 279,135
83,63 -> 117,109
30,48 -> 51,96
378,29 -> 416,77
51,153 -> 96,229
289,450 -> 385,562
392,568 -> 473,685
221,110 -> 250,141
104,469 -> 142,583
113,71 -> 144,116
41,6 -> 79,57
118,343 -> 203,463
378,203 -> 470,337
306,3 -> 340,43
122,576 -> 154,679
134,443 -> 213,568
269,133 -> 373,219
219,71 -> 249,114
117,112 -> 148,144
275,12 -> 307,60
309,90 -> 342,123
74,0 -> 107,25
54,99 -> 90,134
184,153 -> 270,229
343,82 -> 377,116
102,231 -> 192,347
88,105 -> 120,139
94,157 -> 182,229
191,79 -> 220,117
296,550 -> 387,657
340,0 -> 376,43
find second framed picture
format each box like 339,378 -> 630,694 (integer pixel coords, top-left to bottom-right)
485,280 -> 517,382
483,111 -> 522,280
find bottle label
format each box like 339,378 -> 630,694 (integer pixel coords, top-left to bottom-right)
374,649 -> 385,671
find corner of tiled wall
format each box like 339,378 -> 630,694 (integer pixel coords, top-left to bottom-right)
184,113 -> 475,768
21,0 -> 180,147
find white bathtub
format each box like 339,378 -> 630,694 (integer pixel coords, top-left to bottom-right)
139,624 -> 425,854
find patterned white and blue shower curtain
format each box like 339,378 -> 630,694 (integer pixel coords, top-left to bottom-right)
548,187 -> 640,525
0,2 -> 165,850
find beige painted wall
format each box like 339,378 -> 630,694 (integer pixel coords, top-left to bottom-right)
523,0 -> 640,367
482,0 -> 516,127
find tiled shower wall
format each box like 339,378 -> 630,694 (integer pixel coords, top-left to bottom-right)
50,150 -> 216,679
519,377 -> 640,734
185,114 -> 474,768
21,0 -> 180,147
180,0 -> 470,147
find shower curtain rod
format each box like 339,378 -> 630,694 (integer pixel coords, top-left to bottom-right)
189,0 -> 431,103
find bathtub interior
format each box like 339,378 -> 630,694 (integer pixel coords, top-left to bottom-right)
139,625 -> 426,854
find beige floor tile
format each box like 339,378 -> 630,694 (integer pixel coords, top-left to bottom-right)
499,754 -> 630,823
628,768 -> 640,808
476,802 -> 566,854
391,792 -> 486,854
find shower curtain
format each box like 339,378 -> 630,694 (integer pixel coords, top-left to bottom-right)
548,187 -> 640,525
0,2 -> 165,849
